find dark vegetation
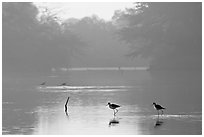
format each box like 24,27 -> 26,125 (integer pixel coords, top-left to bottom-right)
113,2 -> 201,70
3,2 -> 201,78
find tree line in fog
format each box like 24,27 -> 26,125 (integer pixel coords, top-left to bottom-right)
3,2 -> 201,77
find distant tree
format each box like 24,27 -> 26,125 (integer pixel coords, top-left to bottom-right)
63,15 -> 133,67
2,2 -> 86,76
114,2 -> 202,70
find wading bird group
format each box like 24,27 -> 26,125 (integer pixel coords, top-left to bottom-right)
39,82 -> 166,116
106,102 -> 165,116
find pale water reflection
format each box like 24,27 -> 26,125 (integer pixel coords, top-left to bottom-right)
2,70 -> 202,134
33,104 -> 143,134
32,102 -> 201,135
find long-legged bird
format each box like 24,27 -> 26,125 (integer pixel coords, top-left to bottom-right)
152,102 -> 165,116
106,102 -> 120,116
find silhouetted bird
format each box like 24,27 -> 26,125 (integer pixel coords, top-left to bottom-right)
58,83 -> 67,86
106,102 -> 120,116
152,102 -> 165,115
40,82 -> 46,86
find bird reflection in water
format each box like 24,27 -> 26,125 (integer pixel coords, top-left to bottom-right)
109,117 -> 120,127
154,116 -> 164,128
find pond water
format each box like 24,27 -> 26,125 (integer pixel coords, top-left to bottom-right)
2,70 -> 202,134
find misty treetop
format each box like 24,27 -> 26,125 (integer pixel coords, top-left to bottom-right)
3,2 -> 86,76
2,2 -> 201,77
113,2 -> 201,70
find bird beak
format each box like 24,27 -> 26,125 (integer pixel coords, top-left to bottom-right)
106,104 -> 108,106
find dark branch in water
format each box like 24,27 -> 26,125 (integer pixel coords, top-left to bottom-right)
65,96 -> 70,116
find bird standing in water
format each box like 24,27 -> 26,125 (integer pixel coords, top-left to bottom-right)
40,82 -> 46,86
152,102 -> 166,116
58,83 -> 67,86
106,102 -> 120,116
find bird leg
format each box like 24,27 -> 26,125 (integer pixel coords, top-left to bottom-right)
115,109 -> 118,115
161,110 -> 163,115
113,109 -> 119,116
157,110 -> 159,116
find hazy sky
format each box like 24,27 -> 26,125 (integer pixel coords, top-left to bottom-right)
34,2 -> 135,21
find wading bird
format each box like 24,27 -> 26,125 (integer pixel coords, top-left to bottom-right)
106,102 -> 120,116
152,102 -> 165,116
40,82 -> 46,86
58,83 -> 67,86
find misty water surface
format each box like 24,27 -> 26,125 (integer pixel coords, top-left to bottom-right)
2,70 -> 201,134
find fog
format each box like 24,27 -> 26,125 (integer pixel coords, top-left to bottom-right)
2,3 -> 144,77
2,2 -> 202,135
3,2 -> 201,78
